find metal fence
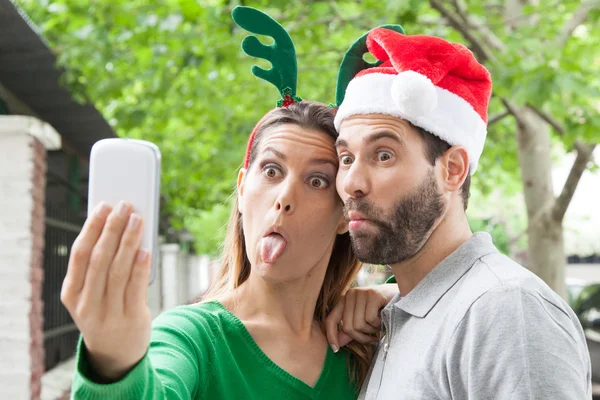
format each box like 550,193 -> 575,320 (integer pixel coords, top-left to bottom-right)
569,254 -> 600,264
43,205 -> 83,371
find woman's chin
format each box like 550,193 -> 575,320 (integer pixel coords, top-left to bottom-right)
254,262 -> 288,281
253,259 -> 303,284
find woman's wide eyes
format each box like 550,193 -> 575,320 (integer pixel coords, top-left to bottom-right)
263,166 -> 282,178
262,166 -> 330,189
309,177 -> 329,188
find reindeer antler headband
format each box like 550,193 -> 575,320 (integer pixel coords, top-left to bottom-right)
232,6 -> 303,168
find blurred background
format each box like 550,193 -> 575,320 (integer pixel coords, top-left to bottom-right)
0,0 -> 599,398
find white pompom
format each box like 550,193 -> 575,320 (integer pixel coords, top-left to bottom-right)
391,71 -> 437,118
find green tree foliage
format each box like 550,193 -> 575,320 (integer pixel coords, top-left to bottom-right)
18,0 -> 599,256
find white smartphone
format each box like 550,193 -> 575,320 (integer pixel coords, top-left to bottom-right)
88,138 -> 161,284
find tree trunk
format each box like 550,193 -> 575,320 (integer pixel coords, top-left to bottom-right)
528,213 -> 566,298
429,0 -> 596,298
514,106 -> 566,297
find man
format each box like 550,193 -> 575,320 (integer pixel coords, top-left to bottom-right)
325,28 -> 591,399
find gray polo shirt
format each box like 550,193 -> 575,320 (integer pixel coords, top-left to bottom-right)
359,232 -> 591,399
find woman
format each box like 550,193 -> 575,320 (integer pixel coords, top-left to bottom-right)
63,7 -> 395,399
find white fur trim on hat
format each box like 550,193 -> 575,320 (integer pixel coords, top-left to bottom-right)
334,72 -> 487,173
391,70 -> 437,118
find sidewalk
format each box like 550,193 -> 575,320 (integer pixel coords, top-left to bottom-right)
41,357 -> 74,400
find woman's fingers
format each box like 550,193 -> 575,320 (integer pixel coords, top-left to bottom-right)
365,303 -> 383,330
342,290 -> 356,338
80,202 -> 133,311
337,331 -> 353,349
61,203 -> 112,308
106,213 -> 144,313
59,200 -> 154,382
124,250 -> 152,315
326,286 -> 392,349
353,290 -> 376,333
324,296 -> 345,352
342,290 -> 376,344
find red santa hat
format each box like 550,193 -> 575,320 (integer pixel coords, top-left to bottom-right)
334,28 -> 492,173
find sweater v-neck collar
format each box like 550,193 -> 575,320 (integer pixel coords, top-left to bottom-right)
209,300 -> 335,396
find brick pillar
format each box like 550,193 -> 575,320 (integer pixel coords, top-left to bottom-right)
0,116 -> 61,400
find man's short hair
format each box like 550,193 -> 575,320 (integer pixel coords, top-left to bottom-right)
411,123 -> 471,210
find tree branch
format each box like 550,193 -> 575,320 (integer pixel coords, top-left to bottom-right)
450,0 -> 506,52
488,110 -> 510,126
557,0 -> 600,47
449,0 -> 469,24
431,0 -> 579,141
528,105 -> 565,136
500,97 -> 526,124
552,141 -> 597,222
524,2 -> 600,138
428,0 -> 493,63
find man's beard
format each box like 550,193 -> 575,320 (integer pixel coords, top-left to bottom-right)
344,170 -> 445,265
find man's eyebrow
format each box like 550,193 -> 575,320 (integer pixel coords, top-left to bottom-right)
364,131 -> 406,147
335,138 -> 348,148
335,131 -> 406,149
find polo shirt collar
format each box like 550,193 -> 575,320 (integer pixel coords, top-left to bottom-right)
394,232 -> 498,318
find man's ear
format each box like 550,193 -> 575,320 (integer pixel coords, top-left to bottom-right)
237,168 -> 247,214
439,146 -> 469,193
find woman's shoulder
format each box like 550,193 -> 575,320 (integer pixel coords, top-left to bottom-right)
151,300 -> 239,338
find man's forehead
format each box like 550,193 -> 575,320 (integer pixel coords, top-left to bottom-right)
336,114 -> 411,147
340,114 -> 408,130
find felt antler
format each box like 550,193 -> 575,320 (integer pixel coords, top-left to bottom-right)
232,6 -> 302,107
333,24 -> 405,108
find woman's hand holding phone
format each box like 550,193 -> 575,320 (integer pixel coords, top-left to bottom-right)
61,201 -> 153,381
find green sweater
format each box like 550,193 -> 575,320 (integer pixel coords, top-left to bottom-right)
71,301 -> 357,399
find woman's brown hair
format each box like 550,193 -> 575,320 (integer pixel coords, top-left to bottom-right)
202,100 -> 374,385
